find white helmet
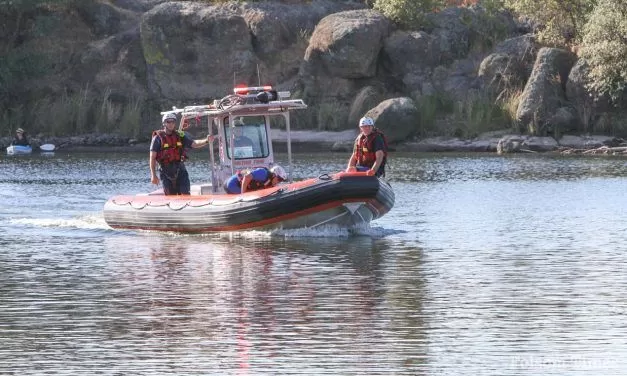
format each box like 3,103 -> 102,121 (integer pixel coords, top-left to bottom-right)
162,112 -> 177,123
270,165 -> 287,181
359,116 -> 375,127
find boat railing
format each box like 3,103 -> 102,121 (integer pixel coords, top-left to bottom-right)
160,90 -> 307,194
171,99 -> 307,119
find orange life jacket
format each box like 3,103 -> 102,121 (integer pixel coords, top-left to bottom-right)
153,130 -> 187,165
355,128 -> 387,167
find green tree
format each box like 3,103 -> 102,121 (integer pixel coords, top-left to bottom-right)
580,0 -> 627,103
504,0 -> 596,46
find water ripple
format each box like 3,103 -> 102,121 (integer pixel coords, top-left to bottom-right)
3,152 -> 627,375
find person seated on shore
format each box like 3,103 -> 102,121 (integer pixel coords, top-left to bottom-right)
223,165 -> 287,194
11,128 -> 30,146
345,116 -> 388,177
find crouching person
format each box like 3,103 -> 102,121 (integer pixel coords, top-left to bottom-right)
224,165 -> 287,194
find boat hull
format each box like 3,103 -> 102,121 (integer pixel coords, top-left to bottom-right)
6,145 -> 32,155
103,172 -> 394,232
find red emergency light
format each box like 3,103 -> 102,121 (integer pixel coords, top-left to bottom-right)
233,85 -> 278,103
233,85 -> 273,95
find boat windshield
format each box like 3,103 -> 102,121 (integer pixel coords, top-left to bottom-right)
224,116 -> 269,159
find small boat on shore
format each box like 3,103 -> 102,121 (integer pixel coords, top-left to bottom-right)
6,145 -> 33,155
40,144 -> 56,152
103,86 -> 395,233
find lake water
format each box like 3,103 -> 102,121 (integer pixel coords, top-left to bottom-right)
2,150 -> 627,375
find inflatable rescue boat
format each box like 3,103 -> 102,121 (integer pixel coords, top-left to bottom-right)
103,86 -> 394,232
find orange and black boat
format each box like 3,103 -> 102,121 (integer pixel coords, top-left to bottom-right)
103,86 -> 394,233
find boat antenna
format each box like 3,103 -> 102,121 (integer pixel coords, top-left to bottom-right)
257,64 -> 261,86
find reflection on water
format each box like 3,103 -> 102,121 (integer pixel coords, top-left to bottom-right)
2,152 -> 627,374
2,234 -> 422,374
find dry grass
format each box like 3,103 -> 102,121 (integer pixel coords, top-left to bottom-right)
316,101 -> 348,131
118,97 -> 143,138
453,91 -> 511,137
1,85 -> 146,137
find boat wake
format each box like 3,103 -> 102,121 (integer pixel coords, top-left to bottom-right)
10,213 -> 111,231
205,224 -> 395,240
10,214 -> 399,241
276,225 -> 353,238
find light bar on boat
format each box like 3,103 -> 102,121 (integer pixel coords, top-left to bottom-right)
233,85 -> 279,104
233,85 -> 273,95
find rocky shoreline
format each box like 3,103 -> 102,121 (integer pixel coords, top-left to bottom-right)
4,1 -> 627,152
3,131 -> 626,155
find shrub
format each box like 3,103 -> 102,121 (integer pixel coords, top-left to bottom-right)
453,91 -> 511,137
580,0 -> 627,104
414,93 -> 453,136
374,0 -> 445,29
503,0 -> 595,47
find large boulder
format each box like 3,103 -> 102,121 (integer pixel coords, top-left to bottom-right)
516,47 -> 577,135
348,85 -> 389,127
242,1 -> 363,83
74,28 -> 147,100
425,7 -> 475,64
383,30 -> 440,75
477,34 -> 538,94
302,9 -> 391,79
141,2 -> 257,101
299,9 -> 391,105
425,6 -> 517,65
8,5 -> 95,96
439,57 -> 483,98
364,97 -> 418,143
565,59 -> 614,131
382,6 -> 519,98
76,1 -> 123,38
141,1 -> 360,102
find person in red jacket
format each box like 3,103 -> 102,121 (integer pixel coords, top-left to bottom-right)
345,116 -> 388,177
149,113 -> 212,195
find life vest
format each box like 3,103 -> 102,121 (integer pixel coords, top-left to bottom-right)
355,128 -> 387,167
153,130 -> 187,165
11,137 -> 30,146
